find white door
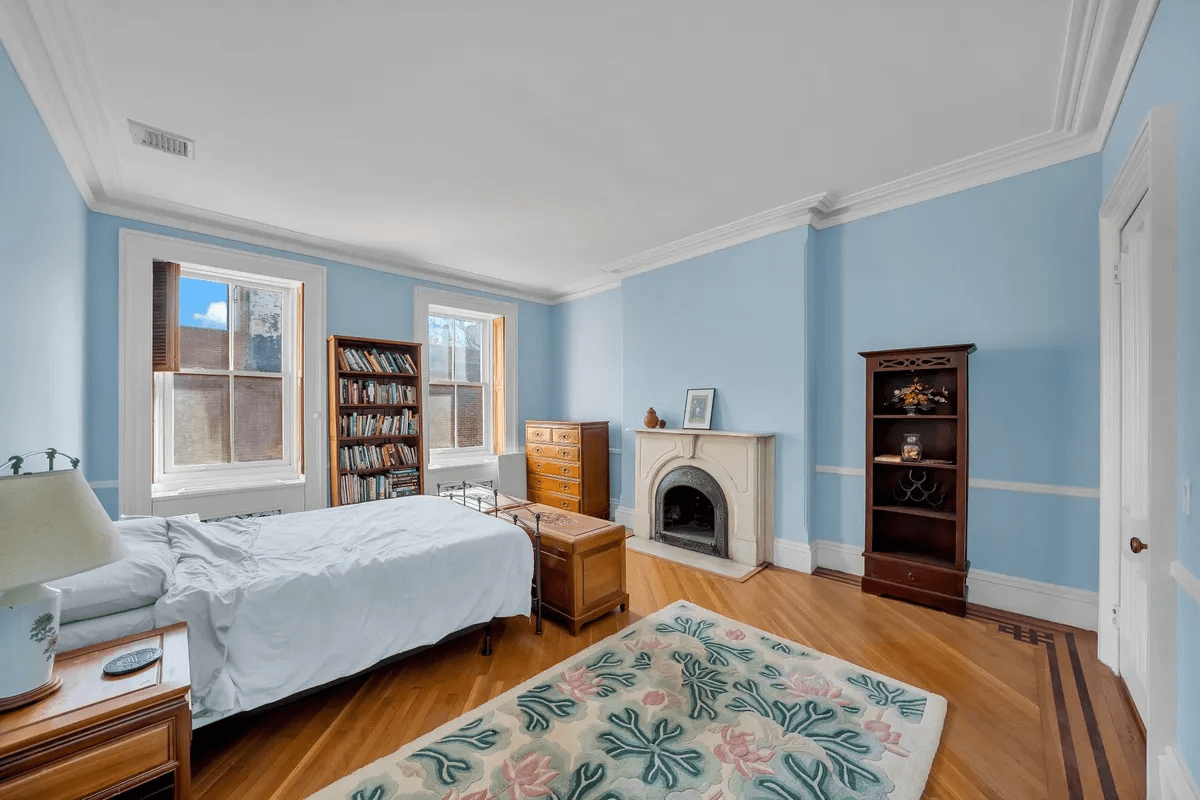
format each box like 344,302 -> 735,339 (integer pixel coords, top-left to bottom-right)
1117,195 -> 1151,721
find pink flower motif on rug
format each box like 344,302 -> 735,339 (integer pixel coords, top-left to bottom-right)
713,726 -> 774,778
642,690 -> 666,706
556,666 -> 606,701
502,752 -> 560,799
776,673 -> 854,707
863,719 -> 910,757
724,629 -> 746,641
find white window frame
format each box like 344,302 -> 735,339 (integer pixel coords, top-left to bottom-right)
119,230 -> 327,515
427,306 -> 493,458
414,287 -> 519,469
153,263 -> 301,491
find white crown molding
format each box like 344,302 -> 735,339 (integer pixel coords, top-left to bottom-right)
89,191 -> 558,304
0,0 -> 1157,305
595,193 -> 831,280
549,280 -> 624,305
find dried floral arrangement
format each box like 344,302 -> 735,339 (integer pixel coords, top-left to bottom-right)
886,375 -> 950,415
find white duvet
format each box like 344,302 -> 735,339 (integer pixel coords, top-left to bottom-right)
154,496 -> 532,727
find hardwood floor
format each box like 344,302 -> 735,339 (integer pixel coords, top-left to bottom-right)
191,553 -> 1145,800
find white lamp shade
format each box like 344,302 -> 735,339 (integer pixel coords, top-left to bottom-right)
0,469 -> 128,591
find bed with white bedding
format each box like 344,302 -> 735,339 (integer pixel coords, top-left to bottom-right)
51,495 -> 533,728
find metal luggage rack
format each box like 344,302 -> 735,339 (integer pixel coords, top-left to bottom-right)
437,480 -> 544,639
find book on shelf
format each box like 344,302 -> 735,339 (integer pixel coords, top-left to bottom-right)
337,346 -> 417,375
337,378 -> 417,406
338,442 -> 419,470
338,410 -> 419,437
338,467 -> 422,505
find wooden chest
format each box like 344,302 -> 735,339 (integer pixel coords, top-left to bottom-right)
525,421 -> 610,519
509,503 -> 628,635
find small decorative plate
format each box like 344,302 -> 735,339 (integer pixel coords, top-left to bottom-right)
103,647 -> 163,677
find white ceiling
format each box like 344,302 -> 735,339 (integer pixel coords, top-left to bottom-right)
2,0 -> 1148,301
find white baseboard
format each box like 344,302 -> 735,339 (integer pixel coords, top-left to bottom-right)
1162,747 -> 1200,800
771,539 -> 814,573
613,506 -> 635,530
804,539 -> 1099,631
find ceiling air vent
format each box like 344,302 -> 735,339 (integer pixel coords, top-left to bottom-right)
128,120 -> 194,159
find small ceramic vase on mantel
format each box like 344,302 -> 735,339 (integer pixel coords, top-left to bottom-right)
644,408 -> 660,428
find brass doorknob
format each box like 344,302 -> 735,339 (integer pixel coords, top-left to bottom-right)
1130,537 -> 1148,554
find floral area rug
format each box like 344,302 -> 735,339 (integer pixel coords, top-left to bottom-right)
308,601 -> 947,800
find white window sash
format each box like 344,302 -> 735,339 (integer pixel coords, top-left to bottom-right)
153,264 -> 301,493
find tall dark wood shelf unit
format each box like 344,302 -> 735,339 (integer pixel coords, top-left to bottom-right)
328,335 -> 424,506
860,344 -> 975,616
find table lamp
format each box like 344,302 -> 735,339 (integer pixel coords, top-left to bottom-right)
0,457 -> 128,710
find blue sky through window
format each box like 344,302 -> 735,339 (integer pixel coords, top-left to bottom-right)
180,277 -> 228,329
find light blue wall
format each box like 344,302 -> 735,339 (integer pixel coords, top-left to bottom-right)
620,227 -> 811,541
550,288 -> 623,503
1101,0 -> 1200,777
84,213 -> 553,516
812,154 -> 1102,590
0,42 -> 89,470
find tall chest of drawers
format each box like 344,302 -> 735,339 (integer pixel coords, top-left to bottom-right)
525,421 -> 610,519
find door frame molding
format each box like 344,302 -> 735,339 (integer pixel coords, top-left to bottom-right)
1097,103 -> 1179,792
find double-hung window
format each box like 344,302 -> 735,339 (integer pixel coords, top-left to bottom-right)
153,263 -> 301,493
427,310 -> 491,456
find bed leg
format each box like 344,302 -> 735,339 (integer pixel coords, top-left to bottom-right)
534,515 -> 544,635
481,623 -> 493,656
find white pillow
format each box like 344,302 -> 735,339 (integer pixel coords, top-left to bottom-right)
50,518 -> 178,623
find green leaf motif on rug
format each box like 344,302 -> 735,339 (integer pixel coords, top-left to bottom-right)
655,615 -> 755,667
845,673 -> 927,721
671,651 -> 728,720
515,684 -> 579,733
409,717 -> 507,787
597,708 -> 705,788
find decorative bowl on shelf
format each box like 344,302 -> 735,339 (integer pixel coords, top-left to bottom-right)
886,375 -> 950,415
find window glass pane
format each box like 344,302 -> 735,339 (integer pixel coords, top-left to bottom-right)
232,286 -> 282,372
234,376 -> 283,461
456,385 -> 484,448
179,277 -> 229,369
429,384 -> 455,449
455,318 -> 483,382
428,316 -> 452,381
173,374 -> 231,465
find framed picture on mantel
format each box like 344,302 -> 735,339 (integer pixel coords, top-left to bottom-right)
682,388 -> 715,430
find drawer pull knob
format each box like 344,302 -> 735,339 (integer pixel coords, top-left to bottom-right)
907,572 -> 915,581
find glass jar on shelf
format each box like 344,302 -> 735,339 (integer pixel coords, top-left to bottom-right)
900,433 -> 923,462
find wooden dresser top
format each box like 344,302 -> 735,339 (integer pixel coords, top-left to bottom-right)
0,623 -> 190,757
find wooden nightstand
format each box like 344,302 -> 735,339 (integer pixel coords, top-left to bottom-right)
0,623 -> 191,800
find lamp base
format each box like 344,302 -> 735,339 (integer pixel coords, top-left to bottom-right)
0,674 -> 62,712
0,582 -> 62,707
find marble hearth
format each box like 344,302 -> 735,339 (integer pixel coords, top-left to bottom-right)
634,428 -> 775,568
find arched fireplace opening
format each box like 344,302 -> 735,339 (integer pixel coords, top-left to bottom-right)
653,466 -> 728,558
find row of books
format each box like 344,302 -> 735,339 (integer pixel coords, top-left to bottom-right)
339,468 -> 420,505
339,410 -> 419,437
337,378 -> 417,406
339,442 -> 419,471
338,346 -> 417,375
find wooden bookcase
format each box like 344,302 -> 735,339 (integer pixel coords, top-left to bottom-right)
327,335 -> 424,506
859,344 -> 975,616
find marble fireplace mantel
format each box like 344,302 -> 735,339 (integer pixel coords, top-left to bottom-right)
633,428 -> 775,567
